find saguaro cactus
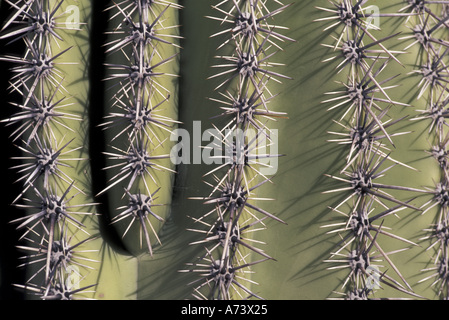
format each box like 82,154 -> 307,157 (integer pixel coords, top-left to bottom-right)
2,0 -> 449,301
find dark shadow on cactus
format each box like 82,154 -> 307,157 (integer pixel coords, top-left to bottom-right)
135,162 -> 213,299
0,3 -> 28,300
396,115 -> 440,160
86,0 -> 129,255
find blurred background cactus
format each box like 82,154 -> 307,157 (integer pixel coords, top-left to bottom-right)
1,0 -> 449,300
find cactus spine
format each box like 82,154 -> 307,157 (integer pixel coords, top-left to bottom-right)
317,0 -> 449,299
317,0 -> 422,299
3,0 -> 449,301
0,0 -> 99,298
178,0 -> 293,300
100,0 -> 180,256
402,1 -> 449,299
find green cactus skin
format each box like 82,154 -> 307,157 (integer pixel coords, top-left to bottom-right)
2,0 -> 449,300
309,0 -> 446,300
98,1 -> 180,257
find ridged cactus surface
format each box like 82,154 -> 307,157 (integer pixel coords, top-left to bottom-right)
0,0 -> 449,300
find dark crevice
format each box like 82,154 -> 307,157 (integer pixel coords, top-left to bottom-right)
87,1 -> 130,255
170,0 -> 187,203
0,3 -> 28,300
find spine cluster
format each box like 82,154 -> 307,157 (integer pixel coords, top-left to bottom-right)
182,0 -> 293,300
317,0 -> 431,299
0,0 -> 96,299
101,0 -> 181,255
401,1 -> 449,299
